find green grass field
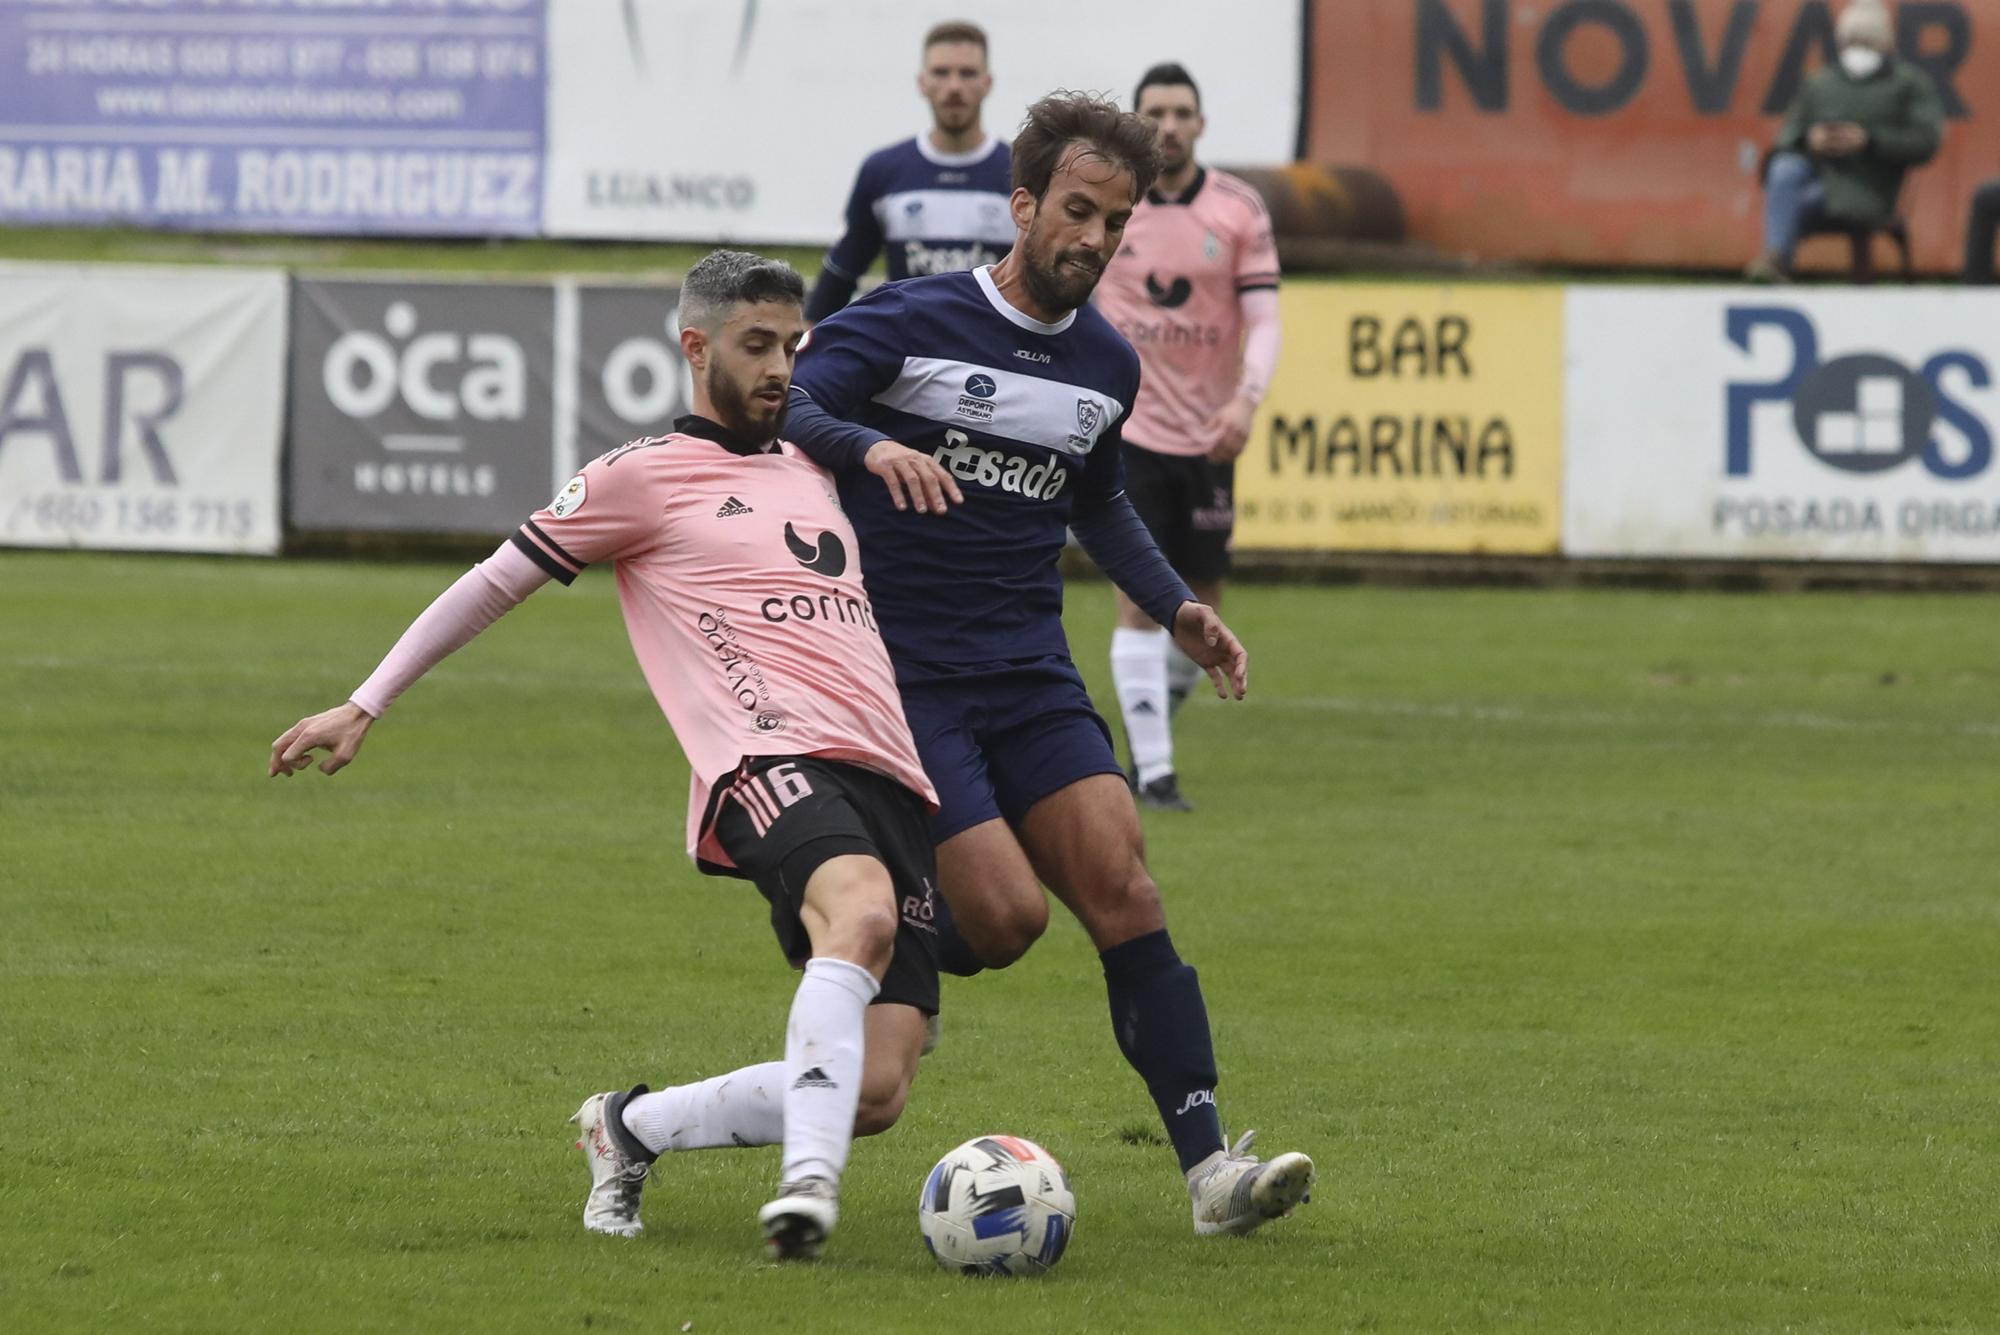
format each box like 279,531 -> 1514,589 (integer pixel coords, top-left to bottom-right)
5,552 -> 1999,1332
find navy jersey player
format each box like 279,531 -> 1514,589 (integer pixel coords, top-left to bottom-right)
804,21 -> 1016,324
787,92 -> 1314,1238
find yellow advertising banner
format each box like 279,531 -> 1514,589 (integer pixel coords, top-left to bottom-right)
1237,283 -> 1564,554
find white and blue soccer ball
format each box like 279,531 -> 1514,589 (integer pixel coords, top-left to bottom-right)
918,1135 -> 1076,1276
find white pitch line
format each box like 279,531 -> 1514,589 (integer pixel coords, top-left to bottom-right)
1245,694 -> 2000,740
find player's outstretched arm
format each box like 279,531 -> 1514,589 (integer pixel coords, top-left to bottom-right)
782,385 -> 963,515
1171,602 -> 1250,701
265,541 -> 550,780
269,703 -> 374,777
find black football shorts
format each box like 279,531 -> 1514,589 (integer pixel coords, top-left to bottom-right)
709,755 -> 941,1014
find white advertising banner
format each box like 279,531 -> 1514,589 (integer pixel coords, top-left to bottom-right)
1565,288 -> 2000,563
543,0 -> 1302,242
0,262 -> 286,554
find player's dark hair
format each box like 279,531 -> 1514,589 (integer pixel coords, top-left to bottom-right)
680,249 -> 805,332
1011,91 -> 1160,205
923,20 -> 987,56
1134,62 -> 1201,113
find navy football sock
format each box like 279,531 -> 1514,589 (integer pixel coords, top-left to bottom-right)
932,893 -> 986,978
1100,929 -> 1224,1173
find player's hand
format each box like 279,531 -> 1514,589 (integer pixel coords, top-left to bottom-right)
1204,394 -> 1257,464
1806,122 -> 1838,154
269,702 -> 375,777
1171,601 -> 1249,701
864,440 -> 964,515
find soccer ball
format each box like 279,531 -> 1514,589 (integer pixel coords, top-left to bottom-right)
918,1135 -> 1076,1276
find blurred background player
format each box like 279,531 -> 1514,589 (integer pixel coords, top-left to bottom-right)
267,251 -> 942,1263
786,92 -> 1314,1238
1093,63 -> 1281,811
803,21 -> 1017,323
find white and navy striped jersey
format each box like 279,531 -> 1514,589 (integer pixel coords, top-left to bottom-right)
808,135 -> 1016,321
789,266 -> 1155,669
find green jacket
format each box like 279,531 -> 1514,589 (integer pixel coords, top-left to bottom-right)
1775,57 -> 1944,224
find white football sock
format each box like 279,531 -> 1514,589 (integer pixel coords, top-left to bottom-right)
1166,643 -> 1203,717
622,1062 -> 785,1154
781,957 -> 878,1186
1112,625 -> 1174,785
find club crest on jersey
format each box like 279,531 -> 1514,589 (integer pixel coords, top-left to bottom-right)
1203,230 -> 1221,262
1076,398 -> 1106,436
549,474 -> 586,518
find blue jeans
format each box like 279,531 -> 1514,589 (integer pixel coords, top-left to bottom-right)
1763,151 -> 1828,266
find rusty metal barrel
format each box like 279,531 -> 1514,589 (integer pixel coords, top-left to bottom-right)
1220,164 -> 1405,244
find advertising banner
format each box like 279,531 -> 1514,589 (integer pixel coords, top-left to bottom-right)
0,262 -> 285,554
0,0 -> 545,234
288,276 -> 557,535
575,283 -> 691,461
1565,288 -> 2000,562
1236,283 -> 1565,554
543,0 -> 1301,243
1305,0 -> 1998,274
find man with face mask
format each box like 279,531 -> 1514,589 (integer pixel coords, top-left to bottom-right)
1746,0 -> 1943,283
268,251 -> 947,1263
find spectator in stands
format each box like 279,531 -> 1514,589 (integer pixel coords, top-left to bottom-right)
1964,178 -> 2000,284
1745,0 -> 1943,284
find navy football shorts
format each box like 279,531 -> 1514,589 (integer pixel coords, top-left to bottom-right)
896,656 -> 1125,843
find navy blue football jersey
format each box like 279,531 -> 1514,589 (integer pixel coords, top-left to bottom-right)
821,136 -> 1016,288
789,268 -> 1145,671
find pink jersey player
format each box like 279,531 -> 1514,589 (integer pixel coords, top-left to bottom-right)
267,250 -> 975,1264
504,433 -> 935,865
1098,64 -> 1285,815
1094,166 -> 1280,458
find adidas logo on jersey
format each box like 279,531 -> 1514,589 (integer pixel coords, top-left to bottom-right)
716,497 -> 754,518
792,1066 -> 837,1090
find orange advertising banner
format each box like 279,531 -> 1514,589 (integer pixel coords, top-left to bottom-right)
1306,0 -> 1998,273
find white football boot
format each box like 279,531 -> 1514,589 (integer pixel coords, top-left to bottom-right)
1187,1130 -> 1316,1236
571,1087 -> 653,1237
758,1177 -> 840,1260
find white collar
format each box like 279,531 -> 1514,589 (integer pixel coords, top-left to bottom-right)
972,265 -> 1076,335
914,132 -> 1000,167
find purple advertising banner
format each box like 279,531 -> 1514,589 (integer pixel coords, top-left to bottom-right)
0,0 -> 544,234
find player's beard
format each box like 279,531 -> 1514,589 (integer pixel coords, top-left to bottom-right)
707,363 -> 786,445
1157,140 -> 1191,176
933,98 -> 976,135
1021,225 -> 1105,315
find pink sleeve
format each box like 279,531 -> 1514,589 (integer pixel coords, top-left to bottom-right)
511,449 -> 668,582
1233,193 -> 1281,292
1236,287 -> 1282,405
348,541 -> 549,718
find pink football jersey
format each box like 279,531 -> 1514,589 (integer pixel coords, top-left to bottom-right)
515,428 -> 937,866
1094,168 -> 1280,457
